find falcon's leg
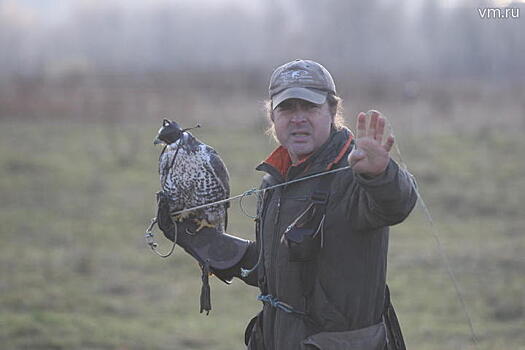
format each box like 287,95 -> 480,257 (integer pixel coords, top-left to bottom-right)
173,211 -> 191,222
193,218 -> 215,232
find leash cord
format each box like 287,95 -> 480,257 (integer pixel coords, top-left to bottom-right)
146,158 -> 353,259
168,164 -> 353,217
387,120 -> 479,348
145,165 -> 353,259
144,217 -> 178,258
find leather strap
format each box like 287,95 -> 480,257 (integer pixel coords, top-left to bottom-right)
383,285 -> 406,350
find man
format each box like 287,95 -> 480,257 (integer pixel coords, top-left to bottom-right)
157,59 -> 417,350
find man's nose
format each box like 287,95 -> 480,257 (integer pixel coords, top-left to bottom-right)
290,110 -> 307,124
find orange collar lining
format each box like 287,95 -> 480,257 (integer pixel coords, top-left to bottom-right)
263,131 -> 353,176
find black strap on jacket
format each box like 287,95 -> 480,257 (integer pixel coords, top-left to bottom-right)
383,284 -> 407,350
301,172 -> 407,350
299,173 -> 336,332
299,173 -> 335,296
254,171 -> 336,330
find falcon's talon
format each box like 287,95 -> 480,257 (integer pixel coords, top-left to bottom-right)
193,218 -> 215,232
173,211 -> 191,222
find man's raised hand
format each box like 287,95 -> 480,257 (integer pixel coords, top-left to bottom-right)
348,110 -> 394,178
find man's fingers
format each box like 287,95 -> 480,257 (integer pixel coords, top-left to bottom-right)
367,110 -> 379,138
357,110 -> 387,144
383,135 -> 395,152
376,117 -> 385,143
356,112 -> 366,138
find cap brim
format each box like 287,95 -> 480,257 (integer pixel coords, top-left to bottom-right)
272,87 -> 328,110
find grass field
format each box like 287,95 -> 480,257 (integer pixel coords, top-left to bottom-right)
0,114 -> 524,349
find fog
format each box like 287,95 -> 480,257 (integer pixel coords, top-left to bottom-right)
1,0 -> 523,79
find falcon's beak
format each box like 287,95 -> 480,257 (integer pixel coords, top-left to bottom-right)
153,138 -> 163,145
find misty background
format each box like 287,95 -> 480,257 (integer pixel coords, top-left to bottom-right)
1,0 -> 524,349
1,0 -> 524,126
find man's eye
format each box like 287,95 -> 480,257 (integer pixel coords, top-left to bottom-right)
305,103 -> 320,110
276,100 -> 320,112
277,104 -> 293,112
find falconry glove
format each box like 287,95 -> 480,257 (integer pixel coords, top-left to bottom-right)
156,191 -> 250,314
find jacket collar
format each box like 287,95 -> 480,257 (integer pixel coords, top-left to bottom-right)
256,127 -> 354,182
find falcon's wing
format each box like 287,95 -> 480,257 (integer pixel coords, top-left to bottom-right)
205,146 -> 230,231
207,147 -> 230,206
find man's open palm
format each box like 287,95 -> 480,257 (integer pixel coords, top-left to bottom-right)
348,110 -> 394,177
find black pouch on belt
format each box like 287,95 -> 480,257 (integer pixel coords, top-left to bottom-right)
282,183 -> 331,262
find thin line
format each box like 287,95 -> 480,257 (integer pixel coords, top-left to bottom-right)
388,119 -> 479,348
416,191 -> 479,346
170,165 -> 353,216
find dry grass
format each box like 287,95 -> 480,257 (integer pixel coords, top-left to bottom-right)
0,77 -> 524,349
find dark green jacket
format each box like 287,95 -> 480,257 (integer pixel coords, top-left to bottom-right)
240,127 -> 417,350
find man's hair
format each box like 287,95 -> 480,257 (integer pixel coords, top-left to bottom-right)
264,94 -> 347,141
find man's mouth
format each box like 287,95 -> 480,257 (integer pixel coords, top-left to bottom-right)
291,132 -> 310,137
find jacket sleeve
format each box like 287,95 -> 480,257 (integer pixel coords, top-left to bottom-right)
347,159 -> 418,230
212,240 -> 260,287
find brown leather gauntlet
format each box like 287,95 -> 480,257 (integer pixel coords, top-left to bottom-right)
156,191 -> 250,313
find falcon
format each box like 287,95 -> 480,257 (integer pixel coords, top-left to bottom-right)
153,119 -> 230,232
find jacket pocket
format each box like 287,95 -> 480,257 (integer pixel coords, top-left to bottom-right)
284,202 -> 325,262
301,321 -> 387,350
245,310 -> 264,350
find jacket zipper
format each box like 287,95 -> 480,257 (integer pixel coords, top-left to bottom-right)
269,191 -> 282,348
257,188 -> 273,291
269,193 -> 282,288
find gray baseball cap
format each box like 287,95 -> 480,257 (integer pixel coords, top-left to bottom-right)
269,59 -> 336,110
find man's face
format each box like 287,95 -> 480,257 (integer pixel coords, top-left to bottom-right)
272,98 -> 333,163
